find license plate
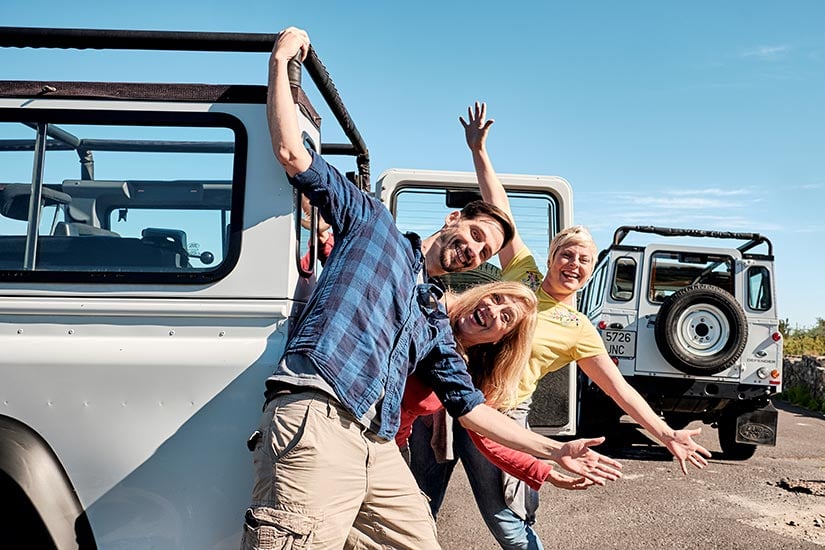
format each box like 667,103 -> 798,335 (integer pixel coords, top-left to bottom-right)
602,330 -> 636,359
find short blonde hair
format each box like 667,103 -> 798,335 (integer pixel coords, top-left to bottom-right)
547,225 -> 598,269
447,281 -> 537,409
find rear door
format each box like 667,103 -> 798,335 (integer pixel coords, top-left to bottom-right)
377,169 -> 578,434
635,244 -> 742,380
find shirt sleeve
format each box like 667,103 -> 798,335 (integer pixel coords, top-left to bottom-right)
501,245 -> 543,292
396,373 -> 443,448
572,317 -> 608,360
414,297 -> 486,419
288,150 -> 373,239
466,430 -> 552,491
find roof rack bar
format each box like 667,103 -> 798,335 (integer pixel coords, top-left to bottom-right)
612,225 -> 772,256
0,26 -> 369,168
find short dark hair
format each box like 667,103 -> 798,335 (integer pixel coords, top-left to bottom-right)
459,200 -> 515,252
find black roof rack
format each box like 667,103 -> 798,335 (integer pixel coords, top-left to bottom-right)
611,225 -> 773,256
0,26 -> 370,189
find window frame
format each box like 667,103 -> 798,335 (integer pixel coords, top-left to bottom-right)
0,107 -> 247,284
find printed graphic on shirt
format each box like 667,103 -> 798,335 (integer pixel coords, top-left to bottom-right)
521,271 -> 542,292
545,306 -> 581,328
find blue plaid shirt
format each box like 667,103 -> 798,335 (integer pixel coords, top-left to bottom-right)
268,151 -> 484,440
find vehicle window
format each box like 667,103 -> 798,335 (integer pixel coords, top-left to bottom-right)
0,111 -> 243,282
394,188 -> 558,271
649,251 -> 733,302
611,257 -> 636,302
586,261 -> 607,313
747,265 -> 772,311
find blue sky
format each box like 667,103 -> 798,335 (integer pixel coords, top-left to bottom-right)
2,1 -> 823,328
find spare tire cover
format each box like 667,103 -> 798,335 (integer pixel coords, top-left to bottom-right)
654,283 -> 747,375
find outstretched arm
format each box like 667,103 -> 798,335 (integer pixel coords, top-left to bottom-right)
460,101 -> 524,267
267,27 -> 313,176
578,354 -> 712,475
467,430 -> 595,491
458,403 -> 622,485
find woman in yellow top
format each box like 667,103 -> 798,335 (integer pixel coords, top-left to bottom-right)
407,103 -> 712,550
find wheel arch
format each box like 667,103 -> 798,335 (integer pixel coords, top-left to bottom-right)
0,415 -> 96,549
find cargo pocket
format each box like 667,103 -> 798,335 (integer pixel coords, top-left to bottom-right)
241,507 -> 315,550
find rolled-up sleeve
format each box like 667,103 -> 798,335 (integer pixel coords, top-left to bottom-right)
414,311 -> 485,418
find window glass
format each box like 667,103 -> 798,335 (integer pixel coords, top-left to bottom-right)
394,188 -> 558,291
394,189 -> 557,271
649,251 -> 733,302
611,257 -> 636,301
0,113 -> 239,281
747,266 -> 772,311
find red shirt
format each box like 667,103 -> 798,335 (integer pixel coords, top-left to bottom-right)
398,374 -> 552,491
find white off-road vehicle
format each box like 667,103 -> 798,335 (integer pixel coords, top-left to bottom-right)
0,26 -> 576,549
577,225 -> 782,459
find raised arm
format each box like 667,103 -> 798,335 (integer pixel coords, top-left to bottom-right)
267,27 -> 313,176
578,353 -> 712,475
460,102 -> 524,267
458,403 -> 622,485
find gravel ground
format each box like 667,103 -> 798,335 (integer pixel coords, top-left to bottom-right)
435,400 -> 825,549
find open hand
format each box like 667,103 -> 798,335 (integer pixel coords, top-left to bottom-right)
545,467 -> 596,491
551,437 -> 623,486
459,101 -> 494,152
665,428 -> 712,475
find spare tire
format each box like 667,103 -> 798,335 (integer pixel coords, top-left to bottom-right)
654,284 -> 747,375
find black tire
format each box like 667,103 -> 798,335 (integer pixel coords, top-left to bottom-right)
718,415 -> 758,460
654,284 -> 747,375
663,413 -> 694,430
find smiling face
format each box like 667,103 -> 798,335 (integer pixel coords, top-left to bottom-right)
452,292 -> 528,348
543,242 -> 596,302
429,213 -> 505,275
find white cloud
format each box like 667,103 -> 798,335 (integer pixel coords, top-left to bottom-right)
668,188 -> 751,197
620,195 -> 736,209
801,182 -> 825,190
741,45 -> 790,60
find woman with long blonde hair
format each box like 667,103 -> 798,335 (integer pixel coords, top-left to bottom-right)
398,281 -> 592,492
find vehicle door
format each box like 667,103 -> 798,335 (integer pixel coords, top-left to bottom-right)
377,169 -> 577,435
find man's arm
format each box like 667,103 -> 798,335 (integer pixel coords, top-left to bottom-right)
460,101 -> 524,267
458,403 -> 622,486
267,27 -> 312,176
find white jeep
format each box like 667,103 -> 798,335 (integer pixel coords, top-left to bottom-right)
0,26 -> 576,548
577,225 -> 783,459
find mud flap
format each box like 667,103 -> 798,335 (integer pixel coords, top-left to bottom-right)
735,403 -> 778,446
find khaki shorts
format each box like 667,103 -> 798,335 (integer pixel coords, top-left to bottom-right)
242,390 -> 440,550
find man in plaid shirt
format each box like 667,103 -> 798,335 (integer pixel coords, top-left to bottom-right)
241,27 -> 623,550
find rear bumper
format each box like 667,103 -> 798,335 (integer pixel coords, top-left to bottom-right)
625,376 -> 776,414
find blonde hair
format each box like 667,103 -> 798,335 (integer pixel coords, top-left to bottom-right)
447,281 -> 537,409
547,225 -> 598,270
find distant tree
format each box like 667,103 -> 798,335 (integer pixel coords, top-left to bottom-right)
783,318 -> 825,356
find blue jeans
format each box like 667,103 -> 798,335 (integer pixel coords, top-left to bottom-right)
408,414 -> 543,550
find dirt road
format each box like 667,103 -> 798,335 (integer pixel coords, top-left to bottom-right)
436,400 -> 825,549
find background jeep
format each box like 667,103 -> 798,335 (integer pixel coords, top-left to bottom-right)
577,226 -> 783,459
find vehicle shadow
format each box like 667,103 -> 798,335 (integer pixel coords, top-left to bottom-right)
772,397 -> 825,420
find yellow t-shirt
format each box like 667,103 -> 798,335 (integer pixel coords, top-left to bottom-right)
502,246 -> 606,408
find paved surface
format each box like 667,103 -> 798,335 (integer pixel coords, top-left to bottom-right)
436,400 -> 825,549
